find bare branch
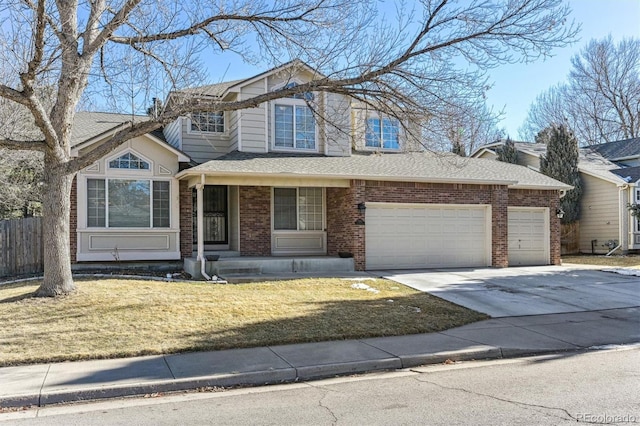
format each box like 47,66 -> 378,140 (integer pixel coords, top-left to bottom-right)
66,119 -> 165,172
0,85 -> 30,107
20,0 -> 47,91
0,138 -> 48,151
84,0 -> 143,55
108,3 -> 327,45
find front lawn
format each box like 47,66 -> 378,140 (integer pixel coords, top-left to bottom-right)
562,254 -> 640,268
0,277 -> 487,366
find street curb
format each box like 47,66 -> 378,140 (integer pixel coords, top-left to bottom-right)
0,348 -> 509,409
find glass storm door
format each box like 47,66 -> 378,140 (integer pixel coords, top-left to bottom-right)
193,186 -> 228,244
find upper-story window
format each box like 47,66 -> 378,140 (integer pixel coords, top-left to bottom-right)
273,82 -> 316,151
108,152 -> 150,170
190,111 -> 224,133
366,116 -> 400,150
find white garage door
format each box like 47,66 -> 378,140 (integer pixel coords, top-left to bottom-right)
508,208 -> 549,266
365,203 -> 490,270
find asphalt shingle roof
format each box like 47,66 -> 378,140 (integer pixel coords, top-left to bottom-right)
179,151 -> 572,190
475,141 -> 627,185
590,138 -> 640,160
71,112 -> 151,147
611,166 -> 640,183
175,79 -> 246,97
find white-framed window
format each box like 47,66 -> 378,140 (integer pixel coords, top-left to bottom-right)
272,82 -> 317,151
87,178 -> 170,228
273,187 -> 323,231
108,152 -> 150,170
365,116 -> 400,150
190,111 -> 224,133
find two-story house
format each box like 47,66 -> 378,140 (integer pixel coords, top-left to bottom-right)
472,138 -> 640,255
70,61 -> 571,277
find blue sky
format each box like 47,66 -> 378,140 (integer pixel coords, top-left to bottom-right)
487,0 -> 640,138
201,1 -> 639,138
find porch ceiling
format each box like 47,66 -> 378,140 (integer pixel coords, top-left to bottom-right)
184,175 -> 351,188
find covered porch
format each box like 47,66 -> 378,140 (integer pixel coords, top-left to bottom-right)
178,167 -> 360,280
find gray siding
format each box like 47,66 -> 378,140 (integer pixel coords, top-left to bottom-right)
228,110 -> 239,152
163,119 -> 181,149
181,116 -> 234,164
240,80 -> 268,153
323,92 -> 351,156
518,152 -> 541,169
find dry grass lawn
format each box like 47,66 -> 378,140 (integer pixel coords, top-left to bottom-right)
563,254 -> 640,268
0,277 -> 487,367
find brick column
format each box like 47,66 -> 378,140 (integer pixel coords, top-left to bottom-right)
491,185 -> 509,267
550,192 -> 562,265
239,186 -> 271,256
326,180 -> 366,271
352,180 -> 366,270
179,181 -> 193,259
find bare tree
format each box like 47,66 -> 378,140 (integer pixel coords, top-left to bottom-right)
423,97 -> 505,156
0,0 -> 578,296
520,36 -> 640,145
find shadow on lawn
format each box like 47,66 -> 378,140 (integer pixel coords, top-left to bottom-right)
0,291 -> 37,304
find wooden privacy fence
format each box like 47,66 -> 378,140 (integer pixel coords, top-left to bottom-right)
0,217 -> 44,278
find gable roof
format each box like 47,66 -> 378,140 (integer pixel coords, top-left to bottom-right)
472,140 -> 627,185
71,112 -> 150,147
70,111 -> 190,162
176,79 -> 245,98
177,151 -> 572,190
173,60 -> 323,100
590,138 -> 640,160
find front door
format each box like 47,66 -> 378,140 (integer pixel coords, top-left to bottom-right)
193,185 -> 228,245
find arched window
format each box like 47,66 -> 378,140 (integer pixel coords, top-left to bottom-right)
108,152 -> 150,170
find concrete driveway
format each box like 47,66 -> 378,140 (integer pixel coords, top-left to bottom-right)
378,265 -> 640,317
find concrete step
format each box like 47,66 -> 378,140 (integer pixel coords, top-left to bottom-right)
184,256 -> 355,280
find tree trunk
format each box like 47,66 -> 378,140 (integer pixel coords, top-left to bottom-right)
35,159 -> 75,297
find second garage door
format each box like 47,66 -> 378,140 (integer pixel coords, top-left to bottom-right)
508,207 -> 549,266
365,203 -> 490,270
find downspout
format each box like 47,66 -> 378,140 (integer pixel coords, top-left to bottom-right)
196,174 -> 212,280
607,184 -> 630,257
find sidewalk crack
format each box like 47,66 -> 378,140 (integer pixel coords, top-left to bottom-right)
162,356 -> 176,379
266,347 -> 299,380
38,364 -> 51,408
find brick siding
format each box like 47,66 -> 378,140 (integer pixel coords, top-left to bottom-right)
239,186 -> 271,256
216,181 -> 562,270
326,180 -> 366,270
334,180 -> 561,270
179,181 -> 193,259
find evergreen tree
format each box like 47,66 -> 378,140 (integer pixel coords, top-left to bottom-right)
538,124 -> 582,224
496,137 -> 518,163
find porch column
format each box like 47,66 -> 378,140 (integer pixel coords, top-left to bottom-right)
620,185 -> 630,253
196,183 -> 205,262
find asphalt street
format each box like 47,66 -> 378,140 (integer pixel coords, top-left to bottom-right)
2,346 -> 638,425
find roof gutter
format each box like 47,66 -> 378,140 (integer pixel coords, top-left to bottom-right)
175,169 -> 525,188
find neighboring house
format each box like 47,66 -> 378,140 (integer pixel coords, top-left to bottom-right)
472,138 -> 640,254
70,61 -> 571,274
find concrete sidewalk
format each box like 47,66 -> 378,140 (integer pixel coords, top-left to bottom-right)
1,306 -> 638,408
